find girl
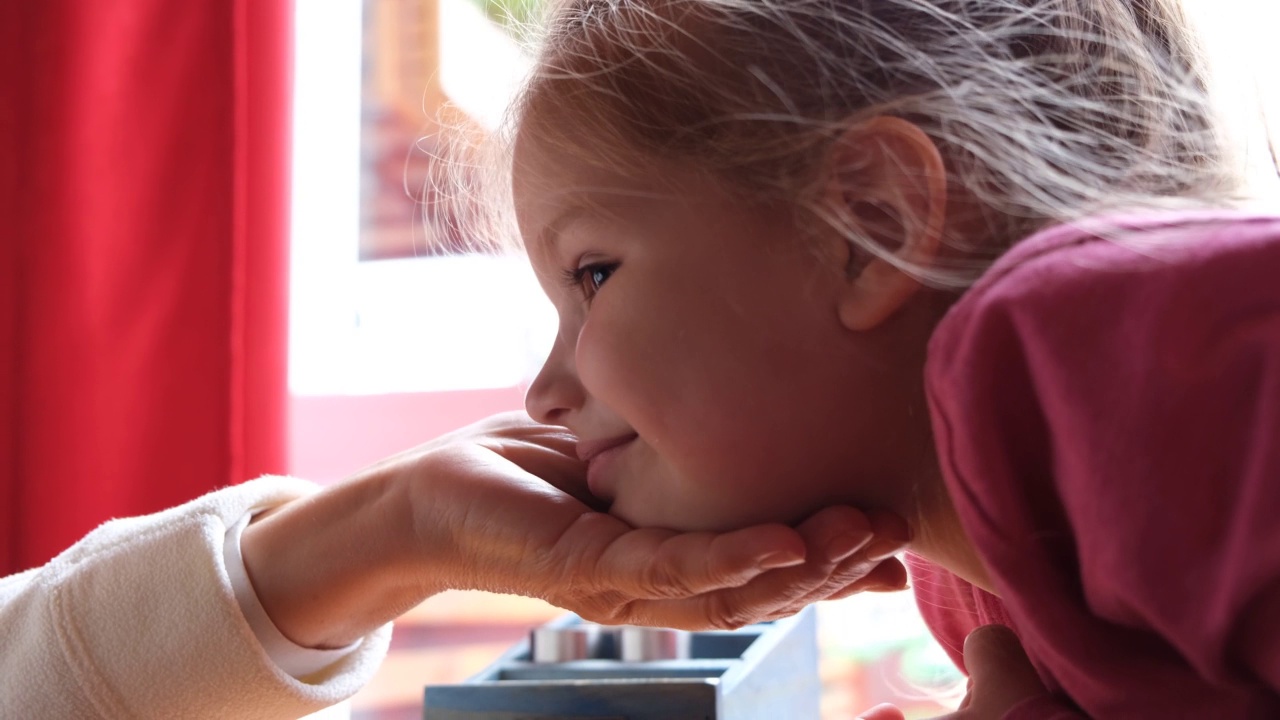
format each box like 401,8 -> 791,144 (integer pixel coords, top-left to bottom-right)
450,0 -> 1280,716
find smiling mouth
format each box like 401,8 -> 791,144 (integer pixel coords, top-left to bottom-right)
578,433 -> 638,500
575,433 -> 639,463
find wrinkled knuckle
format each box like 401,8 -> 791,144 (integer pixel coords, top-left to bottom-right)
813,580 -> 858,603
706,596 -> 756,631
571,604 -> 603,624
571,594 -> 623,625
535,554 -> 581,602
784,573 -> 828,601
574,604 -> 610,626
563,594 -> 601,622
641,560 -> 694,599
598,598 -> 636,626
772,604 -> 806,621
829,562 -> 877,589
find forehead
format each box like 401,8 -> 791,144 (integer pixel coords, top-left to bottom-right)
513,123 -> 658,196
511,127 -> 701,244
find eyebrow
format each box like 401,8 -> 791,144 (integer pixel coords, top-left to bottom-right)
536,205 -> 591,251
531,187 -> 671,251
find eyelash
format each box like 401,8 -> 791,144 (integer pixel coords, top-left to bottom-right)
562,262 -> 618,301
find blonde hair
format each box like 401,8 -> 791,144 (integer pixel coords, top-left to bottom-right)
439,0 -> 1245,287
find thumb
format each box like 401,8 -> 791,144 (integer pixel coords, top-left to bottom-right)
963,624 -> 1042,692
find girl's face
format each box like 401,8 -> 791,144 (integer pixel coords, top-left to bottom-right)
516,138 -> 928,532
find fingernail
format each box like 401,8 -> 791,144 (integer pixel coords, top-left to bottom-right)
757,550 -> 804,569
864,537 -> 909,562
825,531 -> 873,563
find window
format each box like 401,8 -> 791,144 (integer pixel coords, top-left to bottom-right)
290,0 -> 551,409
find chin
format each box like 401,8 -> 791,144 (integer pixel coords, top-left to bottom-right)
610,496 -> 791,533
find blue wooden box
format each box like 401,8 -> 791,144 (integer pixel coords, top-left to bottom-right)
423,606 -> 819,719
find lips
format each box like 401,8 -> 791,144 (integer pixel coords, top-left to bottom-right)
577,433 -> 637,500
575,433 -> 638,462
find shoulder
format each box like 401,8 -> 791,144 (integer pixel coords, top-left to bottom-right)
928,211 -> 1280,441
927,208 -> 1280,480
926,210 -> 1280,658
932,211 -> 1280,367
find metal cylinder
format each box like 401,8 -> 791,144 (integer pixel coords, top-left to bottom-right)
619,626 -> 691,662
529,625 -> 601,663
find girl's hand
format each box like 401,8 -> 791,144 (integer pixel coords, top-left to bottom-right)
244,412 -> 911,649
858,625 -> 1052,720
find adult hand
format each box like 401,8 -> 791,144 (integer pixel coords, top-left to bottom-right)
857,625 -> 1051,720
410,412 -> 912,630
244,412 -> 911,649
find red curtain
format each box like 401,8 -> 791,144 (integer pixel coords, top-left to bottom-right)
0,0 -> 292,575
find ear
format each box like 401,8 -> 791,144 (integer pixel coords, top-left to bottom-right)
821,116 -> 947,331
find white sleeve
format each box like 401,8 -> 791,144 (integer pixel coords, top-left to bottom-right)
223,511 -> 362,677
0,476 -> 393,720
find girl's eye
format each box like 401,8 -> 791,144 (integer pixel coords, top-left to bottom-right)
564,262 -> 618,301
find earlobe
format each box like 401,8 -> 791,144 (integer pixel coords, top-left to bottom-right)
838,260 -> 924,331
823,116 -> 947,332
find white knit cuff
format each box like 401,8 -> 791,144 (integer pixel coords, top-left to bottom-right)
223,511 -> 362,678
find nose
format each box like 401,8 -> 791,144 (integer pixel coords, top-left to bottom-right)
525,331 -> 585,426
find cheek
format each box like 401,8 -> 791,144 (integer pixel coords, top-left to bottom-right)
612,434 -> 831,532
577,284 -> 832,448
571,274 -> 860,529
574,298 -> 680,416
573,309 -> 637,404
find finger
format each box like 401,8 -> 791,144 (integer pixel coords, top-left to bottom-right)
822,557 -> 909,601
562,516 -> 808,600
463,415 -> 593,507
563,506 -> 904,630
857,703 -> 907,720
964,625 -> 1040,689
604,507 -> 880,629
629,523 -> 810,595
961,624 -> 1047,715
607,559 -> 902,630
483,423 -> 584,482
697,506 -> 876,615
795,509 -> 911,604
495,440 -> 595,506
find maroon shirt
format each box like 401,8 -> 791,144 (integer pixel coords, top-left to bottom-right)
913,211 -> 1280,718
